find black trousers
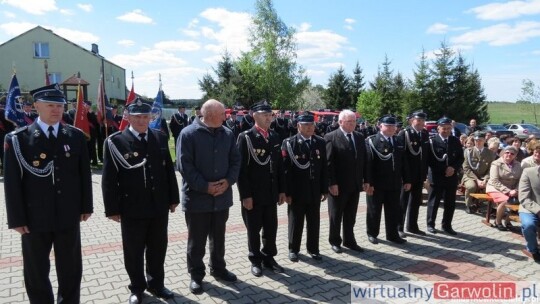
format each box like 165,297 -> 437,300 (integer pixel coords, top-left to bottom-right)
241,203 -> 278,265
86,135 -> 98,164
21,226 -> 82,304
288,200 -> 321,254
427,179 -> 458,228
185,209 -> 229,282
399,181 -> 424,232
366,189 -> 401,239
121,216 -> 168,293
328,191 -> 360,247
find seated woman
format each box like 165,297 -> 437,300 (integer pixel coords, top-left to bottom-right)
486,145 -> 523,231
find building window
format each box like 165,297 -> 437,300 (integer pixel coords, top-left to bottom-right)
34,42 -> 49,58
48,72 -> 61,84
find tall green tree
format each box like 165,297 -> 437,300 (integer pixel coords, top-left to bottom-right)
408,49 -> 432,118
428,42 -> 455,119
349,62 -> 365,106
356,90 -> 383,123
325,66 -> 351,109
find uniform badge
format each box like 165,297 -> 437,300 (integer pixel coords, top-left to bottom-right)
133,152 -> 139,157
33,160 -> 40,167
384,149 -> 388,153
62,128 -> 68,134
33,130 -> 40,137
124,153 -> 129,159
40,153 -> 46,159
295,155 -> 299,159
261,149 -> 265,154
413,142 -> 417,145
65,152 -> 70,158
256,149 -> 261,154
163,160 -> 166,166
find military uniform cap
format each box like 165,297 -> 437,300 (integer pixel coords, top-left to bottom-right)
297,112 -> 315,124
251,100 -> 272,113
378,115 -> 397,125
83,100 -> 92,106
437,117 -> 452,125
127,98 -> 152,115
410,110 -> 427,120
473,131 -> 486,140
30,83 -> 66,104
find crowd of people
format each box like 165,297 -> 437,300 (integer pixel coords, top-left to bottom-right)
3,84 -> 540,303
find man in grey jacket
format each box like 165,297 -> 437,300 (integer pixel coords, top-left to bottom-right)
518,166 -> 540,263
177,99 -> 241,294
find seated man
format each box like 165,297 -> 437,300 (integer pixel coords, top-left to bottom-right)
461,133 -> 495,213
518,166 -> 540,263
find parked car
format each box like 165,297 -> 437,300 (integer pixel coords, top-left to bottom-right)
480,124 -> 514,138
425,121 -> 467,135
507,123 -> 540,140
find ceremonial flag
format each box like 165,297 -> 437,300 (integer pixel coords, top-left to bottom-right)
5,74 -> 27,127
119,82 -> 136,131
149,81 -> 164,131
96,73 -> 106,124
73,83 -> 90,138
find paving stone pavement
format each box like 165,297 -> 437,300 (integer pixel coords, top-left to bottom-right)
1,171 -> 539,303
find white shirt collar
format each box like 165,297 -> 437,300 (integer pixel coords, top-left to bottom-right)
129,126 -> 148,140
36,117 -> 59,138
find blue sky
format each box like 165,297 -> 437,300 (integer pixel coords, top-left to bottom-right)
0,0 -> 539,102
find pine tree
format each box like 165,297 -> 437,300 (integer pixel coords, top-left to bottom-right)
325,66 -> 352,109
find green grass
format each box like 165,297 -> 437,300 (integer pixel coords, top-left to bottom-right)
488,102 -> 540,125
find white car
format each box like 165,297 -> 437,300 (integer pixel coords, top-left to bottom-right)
507,124 -> 540,140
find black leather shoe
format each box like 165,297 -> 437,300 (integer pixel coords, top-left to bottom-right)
147,287 -> 174,299
533,252 -> 540,263
331,245 -> 343,253
251,264 -> 263,277
368,236 -> 379,244
407,228 -> 427,236
388,236 -> 407,244
427,226 -> 437,234
189,280 -> 203,295
263,259 -> 284,273
344,243 -> 364,252
289,252 -> 299,262
398,231 -> 407,238
210,269 -> 237,282
129,293 -> 143,304
443,226 -> 458,235
308,252 -> 323,260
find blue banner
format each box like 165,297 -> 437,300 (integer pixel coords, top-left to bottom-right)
5,74 -> 27,127
149,86 -> 163,131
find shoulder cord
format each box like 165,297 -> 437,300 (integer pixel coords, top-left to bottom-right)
405,130 -> 422,156
11,134 -> 55,184
466,148 -> 480,171
106,138 -> 148,187
429,138 -> 448,166
368,137 -> 394,171
286,140 -> 310,169
244,133 -> 271,167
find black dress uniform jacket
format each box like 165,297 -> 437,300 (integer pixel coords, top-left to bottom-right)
282,134 -> 328,202
365,133 -> 411,190
325,129 -> 367,192
398,127 -> 429,184
427,135 -> 464,185
4,122 -> 93,232
102,128 -> 179,218
237,127 -> 286,204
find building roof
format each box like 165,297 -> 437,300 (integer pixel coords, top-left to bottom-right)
62,74 -> 90,86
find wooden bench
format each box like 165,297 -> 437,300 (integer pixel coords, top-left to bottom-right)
469,193 -> 520,227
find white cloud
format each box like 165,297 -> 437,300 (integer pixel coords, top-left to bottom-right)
344,18 -> 356,24
3,11 -> 16,18
298,22 -> 311,32
202,54 -> 222,64
77,4 -> 92,12
59,9 -> 73,15
313,62 -> 346,69
182,29 -> 200,38
199,8 -> 252,56
427,23 -> 449,34
1,0 -> 57,15
188,18 -> 199,28
344,18 -> 355,31
305,69 -> 326,77
110,48 -> 187,68
344,25 -> 353,31
0,22 -> 38,36
451,21 -> 540,46
154,40 -> 201,52
117,9 -> 154,24
468,0 -> 540,20
117,39 -> 135,47
296,29 -> 348,62
52,27 -> 99,44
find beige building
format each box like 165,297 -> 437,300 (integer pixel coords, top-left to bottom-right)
0,25 -> 126,103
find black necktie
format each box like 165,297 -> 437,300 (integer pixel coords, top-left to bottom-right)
347,133 -> 356,154
387,137 -> 393,148
444,138 -> 448,144
305,138 -> 311,149
139,133 -> 147,145
48,126 -> 56,142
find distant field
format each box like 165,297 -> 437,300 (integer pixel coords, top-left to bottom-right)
488,102 -> 540,125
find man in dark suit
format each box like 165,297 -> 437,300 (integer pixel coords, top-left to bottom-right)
426,117 -> 464,235
169,104 -> 188,147
451,120 -> 462,138
240,109 -> 255,133
365,115 -> 411,244
0,99 -> 15,175
324,110 -> 368,254
271,109 -> 290,142
4,83 -> 93,304
224,110 -> 240,139
237,101 -> 286,277
21,97 -> 38,124
397,111 -> 429,236
102,98 -> 179,303
85,101 -> 100,165
282,113 -> 328,262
